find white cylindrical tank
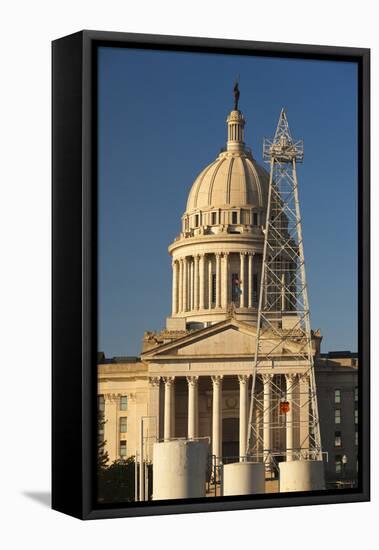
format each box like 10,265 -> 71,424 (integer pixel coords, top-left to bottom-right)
279,460 -> 325,492
223,462 -> 265,496
153,439 -> 209,500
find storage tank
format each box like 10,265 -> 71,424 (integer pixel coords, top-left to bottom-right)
153,439 -> 209,500
279,460 -> 325,492
223,462 -> 265,496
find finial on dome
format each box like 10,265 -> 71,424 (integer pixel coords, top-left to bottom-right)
226,83 -> 245,153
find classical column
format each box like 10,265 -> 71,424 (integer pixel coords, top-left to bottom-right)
183,257 -> 188,312
285,374 -> 296,461
178,259 -> 183,312
171,381 -> 176,439
163,377 -> 175,441
240,252 -> 246,307
238,375 -> 249,460
199,254 -> 205,310
248,252 -> 254,308
211,375 -> 223,463
262,374 -> 272,464
299,374 -> 310,455
189,257 -> 194,311
194,255 -> 199,310
172,260 -> 178,315
208,258 -> 213,309
222,252 -> 229,308
216,253 -> 221,308
187,376 -> 199,439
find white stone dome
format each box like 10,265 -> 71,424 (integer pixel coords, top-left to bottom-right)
186,151 -> 269,213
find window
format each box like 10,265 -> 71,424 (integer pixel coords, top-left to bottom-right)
211,273 -> 216,303
355,408 -> 358,425
253,212 -> 258,225
334,431 -> 342,447
98,394 -> 105,413
335,409 -> 341,424
120,440 -> 127,458
194,214 -> 199,227
120,416 -> 127,433
335,455 -> 342,474
211,211 -> 217,225
355,386 -> 358,402
334,389 -> 341,404
232,211 -> 238,224
120,395 -> 128,411
355,430 -> 358,446
231,273 -> 240,303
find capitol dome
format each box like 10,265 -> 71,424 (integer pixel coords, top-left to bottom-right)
168,95 -> 269,327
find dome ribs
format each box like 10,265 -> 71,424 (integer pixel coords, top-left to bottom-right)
208,157 -> 226,207
188,160 -> 217,211
225,157 -> 235,205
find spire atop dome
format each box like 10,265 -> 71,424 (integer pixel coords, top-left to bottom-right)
226,81 -> 246,152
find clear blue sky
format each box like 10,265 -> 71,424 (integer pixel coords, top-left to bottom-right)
98,46 -> 358,357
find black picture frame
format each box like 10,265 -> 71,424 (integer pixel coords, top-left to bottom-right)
52,30 -> 370,520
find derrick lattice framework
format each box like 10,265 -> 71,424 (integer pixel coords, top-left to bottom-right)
246,109 -> 323,466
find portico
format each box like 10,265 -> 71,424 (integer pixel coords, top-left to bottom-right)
142,318 -> 309,465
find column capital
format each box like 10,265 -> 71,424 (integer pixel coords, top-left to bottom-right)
163,376 -> 175,386
211,375 -> 223,386
261,373 -> 273,384
285,373 -> 297,383
103,392 -> 118,402
148,377 -> 161,388
299,373 -> 310,383
247,250 -> 255,257
186,375 -> 199,384
238,374 -> 249,384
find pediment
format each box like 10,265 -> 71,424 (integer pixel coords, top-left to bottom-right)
142,320 -> 263,358
142,318 -> 307,360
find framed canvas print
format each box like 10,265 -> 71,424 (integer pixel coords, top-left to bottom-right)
52,30 -> 370,520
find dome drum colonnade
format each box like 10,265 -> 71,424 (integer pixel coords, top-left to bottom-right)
171,251 -> 262,315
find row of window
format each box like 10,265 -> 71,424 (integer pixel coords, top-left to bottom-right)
98,394 -> 128,411
334,408 -> 358,424
334,387 -> 358,404
188,210 -> 261,230
334,430 -> 358,447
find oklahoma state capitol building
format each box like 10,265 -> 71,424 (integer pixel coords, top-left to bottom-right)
98,100 -> 358,486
